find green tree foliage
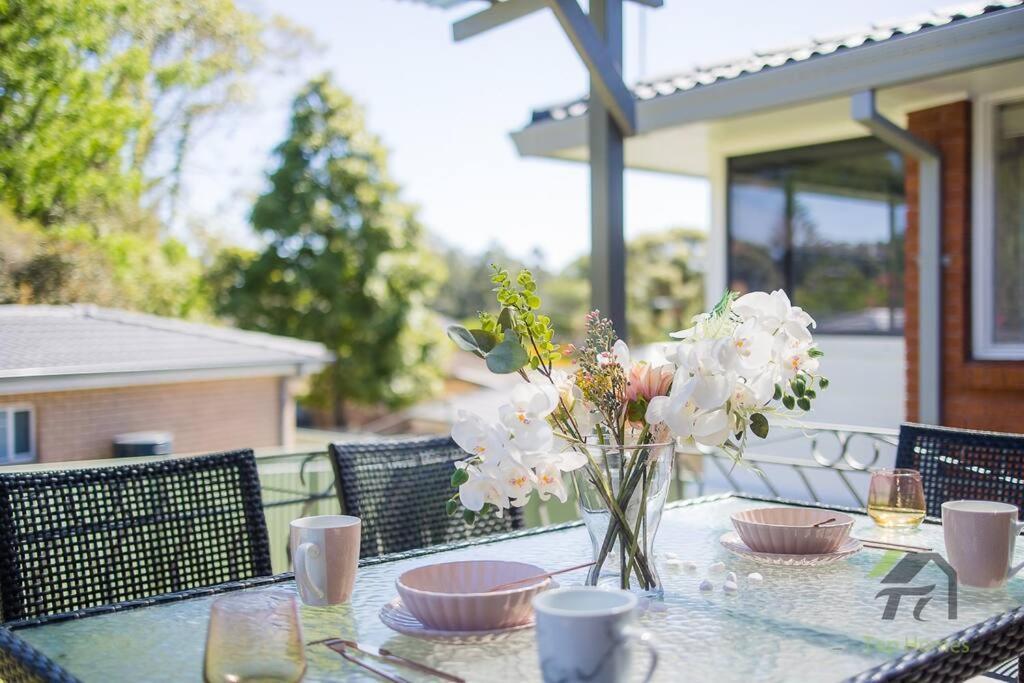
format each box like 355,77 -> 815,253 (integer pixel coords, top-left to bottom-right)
212,76 -> 446,423
0,206 -> 209,317
521,228 -> 706,343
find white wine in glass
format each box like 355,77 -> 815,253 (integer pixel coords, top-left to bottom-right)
868,469 -> 927,529
204,590 -> 306,683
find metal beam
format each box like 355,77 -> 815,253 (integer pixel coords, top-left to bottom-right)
544,0 -> 636,136
452,0 -> 546,42
851,90 -> 941,425
588,0 -> 627,337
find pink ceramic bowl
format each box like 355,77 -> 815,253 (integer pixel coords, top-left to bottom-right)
395,560 -> 551,631
731,507 -> 854,555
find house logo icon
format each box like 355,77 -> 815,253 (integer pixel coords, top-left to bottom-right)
875,552 -> 957,621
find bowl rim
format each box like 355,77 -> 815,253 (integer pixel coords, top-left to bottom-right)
396,559 -> 552,598
731,507 -> 854,529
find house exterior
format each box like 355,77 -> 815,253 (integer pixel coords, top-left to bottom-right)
0,305 -> 332,463
512,1 -> 1024,432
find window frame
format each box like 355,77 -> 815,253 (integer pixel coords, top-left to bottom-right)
725,136 -> 906,337
0,404 -> 36,465
972,86 -> 1024,361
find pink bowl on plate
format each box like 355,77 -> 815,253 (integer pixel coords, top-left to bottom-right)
395,560 -> 551,631
731,507 -> 854,555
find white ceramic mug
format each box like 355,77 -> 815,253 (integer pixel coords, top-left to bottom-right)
532,587 -> 658,683
289,515 -> 361,606
942,500 -> 1024,588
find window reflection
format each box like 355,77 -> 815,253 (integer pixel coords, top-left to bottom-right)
728,139 -> 905,334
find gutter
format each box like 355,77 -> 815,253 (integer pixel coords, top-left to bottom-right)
512,5 -> 1024,159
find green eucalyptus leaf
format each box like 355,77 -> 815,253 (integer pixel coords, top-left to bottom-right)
797,397 -> 811,411
782,395 -> 795,410
447,325 -> 483,355
750,413 -> 770,439
469,329 -> 497,352
486,338 -> 529,374
497,306 -> 515,332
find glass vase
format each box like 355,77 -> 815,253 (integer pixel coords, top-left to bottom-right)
571,440 -> 675,599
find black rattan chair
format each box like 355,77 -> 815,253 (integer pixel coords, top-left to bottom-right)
0,450 -> 272,622
0,627 -> 79,683
895,423 -> 1024,518
329,437 -> 523,558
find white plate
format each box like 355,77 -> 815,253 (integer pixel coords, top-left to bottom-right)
720,531 -> 862,566
379,596 -> 535,639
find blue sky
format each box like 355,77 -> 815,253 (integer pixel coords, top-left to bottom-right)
185,0 -> 942,268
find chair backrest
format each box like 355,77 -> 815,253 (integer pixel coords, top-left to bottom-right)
0,628 -> 79,683
329,437 -> 523,558
895,423 -> 1024,517
0,450 -> 272,622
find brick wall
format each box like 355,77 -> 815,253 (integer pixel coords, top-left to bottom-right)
905,100 -> 1024,431
1,376 -> 288,463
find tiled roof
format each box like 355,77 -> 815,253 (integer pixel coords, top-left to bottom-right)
0,305 -> 332,379
530,0 -> 1023,125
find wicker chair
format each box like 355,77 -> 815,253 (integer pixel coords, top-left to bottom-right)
0,627 -> 79,683
329,437 -> 523,558
894,423 -> 1024,518
0,450 -> 272,622
895,423 -> 1024,683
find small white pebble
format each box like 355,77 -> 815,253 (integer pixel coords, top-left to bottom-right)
664,551 -> 679,560
747,572 -> 764,582
699,579 -> 714,592
665,558 -> 684,571
682,561 -> 698,573
725,571 -> 737,583
708,561 -> 726,574
723,580 -> 738,594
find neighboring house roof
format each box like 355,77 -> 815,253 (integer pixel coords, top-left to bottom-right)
528,0 -> 1022,126
0,305 -> 333,394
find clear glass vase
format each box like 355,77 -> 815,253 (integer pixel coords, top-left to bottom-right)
571,440 -> 675,599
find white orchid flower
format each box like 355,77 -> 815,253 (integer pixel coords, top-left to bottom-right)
498,383 -> 559,453
723,318 -> 774,378
451,411 -> 511,463
735,289 -> 816,342
692,408 -> 731,447
597,339 -> 630,368
774,334 -> 821,380
534,463 -> 568,503
645,377 -> 699,439
458,464 -> 508,512
498,460 -> 536,507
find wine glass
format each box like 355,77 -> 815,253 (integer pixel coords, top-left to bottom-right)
867,469 -> 927,530
203,590 -> 306,683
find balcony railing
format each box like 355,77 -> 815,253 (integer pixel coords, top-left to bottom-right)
1,422 -> 900,572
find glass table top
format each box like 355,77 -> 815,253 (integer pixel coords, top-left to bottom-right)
18,495 -> 1024,682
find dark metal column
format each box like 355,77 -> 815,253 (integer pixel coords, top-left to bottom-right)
588,0 -> 627,338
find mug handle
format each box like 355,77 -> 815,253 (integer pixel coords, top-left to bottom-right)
295,542 -> 326,600
1010,521 -> 1024,578
620,625 -> 659,683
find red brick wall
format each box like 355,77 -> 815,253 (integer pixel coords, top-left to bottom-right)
1,377 -> 289,463
905,100 -> 1024,431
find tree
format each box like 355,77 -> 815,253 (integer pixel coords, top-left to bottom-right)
0,0 -> 308,225
213,76 -> 446,425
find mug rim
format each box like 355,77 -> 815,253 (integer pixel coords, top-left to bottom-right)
871,468 -> 922,477
532,586 -> 638,618
942,500 -> 1019,514
290,514 -> 360,529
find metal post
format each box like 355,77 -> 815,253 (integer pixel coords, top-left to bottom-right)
588,0 -> 627,338
851,90 -> 942,425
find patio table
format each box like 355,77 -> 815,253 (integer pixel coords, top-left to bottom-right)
10,493 -> 1024,682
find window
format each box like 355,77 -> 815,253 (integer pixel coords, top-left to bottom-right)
728,138 -> 906,334
0,406 -> 35,464
973,89 -> 1024,360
